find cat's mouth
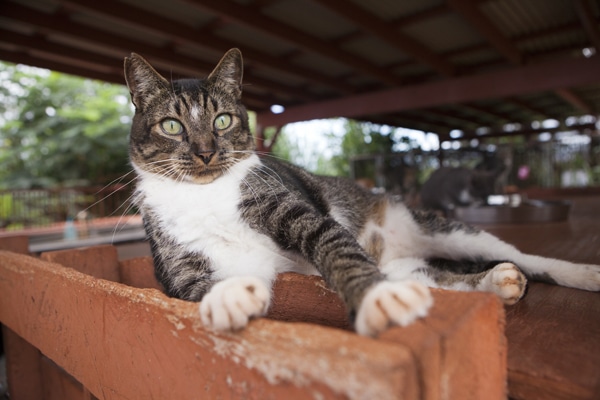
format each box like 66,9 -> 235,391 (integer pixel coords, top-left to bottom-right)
182,153 -> 230,184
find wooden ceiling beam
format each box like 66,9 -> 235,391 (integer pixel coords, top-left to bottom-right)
454,122 -> 597,142
458,103 -> 513,124
0,46 -> 274,111
0,49 -> 124,85
448,0 -> 595,116
391,4 -> 451,28
368,116 -> 450,136
181,0 -> 403,85
0,28 -> 122,75
447,0 -> 522,65
257,55 -> 600,127
58,0 -> 355,95
574,0 -> 600,51
312,0 -> 455,76
508,98 -> 554,121
0,2 -> 316,103
415,109 -> 480,130
554,88 -> 594,114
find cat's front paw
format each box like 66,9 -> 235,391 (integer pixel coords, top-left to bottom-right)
199,277 -> 270,331
355,280 -> 433,337
486,262 -> 527,305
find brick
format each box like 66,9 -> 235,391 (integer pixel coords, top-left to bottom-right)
505,282 -> 600,400
119,256 -> 163,290
40,357 -> 86,400
269,272 -> 507,400
40,245 -> 120,282
0,235 -> 29,254
2,325 -> 43,400
0,251 -> 421,400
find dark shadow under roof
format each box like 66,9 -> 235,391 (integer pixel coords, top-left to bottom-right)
1,0 -> 599,140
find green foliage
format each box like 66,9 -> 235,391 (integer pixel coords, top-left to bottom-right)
270,126 -> 337,175
0,62 -> 133,189
328,120 -> 407,177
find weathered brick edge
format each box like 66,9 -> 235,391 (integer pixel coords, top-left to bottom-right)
0,245 -> 507,399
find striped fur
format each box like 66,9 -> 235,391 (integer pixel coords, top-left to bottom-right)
125,49 -> 600,336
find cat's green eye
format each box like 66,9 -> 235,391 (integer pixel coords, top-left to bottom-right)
161,118 -> 183,135
214,113 -> 232,130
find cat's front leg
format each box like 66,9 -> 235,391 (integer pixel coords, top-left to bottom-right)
199,276 -> 271,331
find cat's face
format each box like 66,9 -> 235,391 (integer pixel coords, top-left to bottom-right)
124,49 -> 254,184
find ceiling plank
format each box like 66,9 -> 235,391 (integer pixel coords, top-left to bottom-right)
58,0 -> 355,95
458,103 -> 512,124
554,88 -> 594,114
447,0 -> 522,65
0,28 -> 122,75
0,45 -> 273,111
181,0 -> 403,85
574,0 -> 600,51
313,0 -> 455,76
391,4 -> 451,28
0,1 -> 317,103
448,0 -> 596,116
257,55 -> 600,127
0,49 -> 124,85
508,98 -> 555,121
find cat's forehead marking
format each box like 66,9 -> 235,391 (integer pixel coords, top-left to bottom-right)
191,103 -> 202,120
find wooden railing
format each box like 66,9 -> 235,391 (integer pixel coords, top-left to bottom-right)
0,241 -> 508,400
0,185 -> 134,230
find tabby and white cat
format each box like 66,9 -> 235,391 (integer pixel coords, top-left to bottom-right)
124,49 -> 600,336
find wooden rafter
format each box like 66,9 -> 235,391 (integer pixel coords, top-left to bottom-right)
182,0 -> 404,85
508,98 -> 555,121
574,0 -> 600,51
447,0 -> 522,65
257,55 -> 600,127
554,88 -> 594,114
454,122 -> 597,142
448,0 -> 595,115
458,103 -> 512,124
59,0 -> 355,95
0,1 -> 318,104
313,0 -> 455,76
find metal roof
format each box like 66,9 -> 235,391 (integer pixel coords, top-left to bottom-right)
1,0 -> 599,141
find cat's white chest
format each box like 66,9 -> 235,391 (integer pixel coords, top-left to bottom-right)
136,155 -> 301,281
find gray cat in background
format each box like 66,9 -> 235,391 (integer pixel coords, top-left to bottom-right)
420,166 -> 504,213
124,48 -> 600,336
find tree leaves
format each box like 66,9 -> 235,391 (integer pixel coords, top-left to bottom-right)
0,62 -> 133,189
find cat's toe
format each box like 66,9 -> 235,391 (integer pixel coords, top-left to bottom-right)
199,276 -> 270,331
355,280 -> 433,337
489,262 -> 527,305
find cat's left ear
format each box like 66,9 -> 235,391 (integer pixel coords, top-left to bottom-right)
124,53 -> 169,110
208,48 -> 243,97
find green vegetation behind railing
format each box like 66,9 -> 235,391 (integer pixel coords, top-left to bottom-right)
0,185 -> 135,231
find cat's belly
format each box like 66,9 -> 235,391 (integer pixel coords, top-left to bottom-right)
358,201 -> 430,266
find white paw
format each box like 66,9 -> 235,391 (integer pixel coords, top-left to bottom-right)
199,277 -> 270,331
486,263 -> 527,305
355,280 -> 433,337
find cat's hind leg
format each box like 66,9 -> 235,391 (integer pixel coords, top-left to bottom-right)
477,262 -> 527,305
381,257 -> 527,305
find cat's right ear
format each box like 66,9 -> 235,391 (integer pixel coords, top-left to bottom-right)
124,53 -> 169,110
